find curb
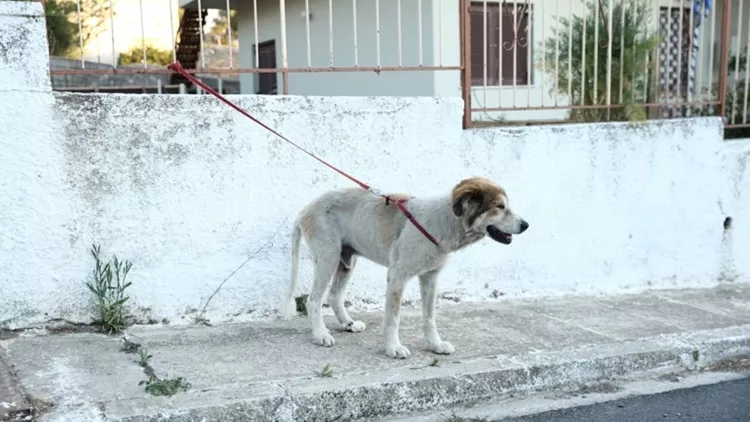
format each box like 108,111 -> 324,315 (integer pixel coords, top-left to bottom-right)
80,325 -> 750,421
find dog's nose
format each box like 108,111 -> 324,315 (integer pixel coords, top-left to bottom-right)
519,220 -> 529,233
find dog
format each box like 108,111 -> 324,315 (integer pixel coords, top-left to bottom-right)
279,177 -> 529,359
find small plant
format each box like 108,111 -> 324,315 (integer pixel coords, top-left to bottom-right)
295,294 -> 309,316
692,349 -> 701,363
317,363 -> 333,378
540,0 -> 660,122
136,348 -> 152,367
119,333 -> 191,397
120,336 -> 141,354
193,314 -> 212,326
86,244 -> 133,334
139,377 -> 192,397
429,357 -> 441,367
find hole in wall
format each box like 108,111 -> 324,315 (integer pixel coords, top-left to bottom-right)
723,217 -> 733,230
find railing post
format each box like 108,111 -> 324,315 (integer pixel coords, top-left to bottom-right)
279,0 -> 289,94
717,0 -> 732,120
460,0 -> 472,129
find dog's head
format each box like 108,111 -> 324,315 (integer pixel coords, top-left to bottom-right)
451,177 -> 529,245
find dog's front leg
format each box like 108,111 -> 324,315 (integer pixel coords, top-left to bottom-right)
419,270 -> 454,355
384,268 -> 410,359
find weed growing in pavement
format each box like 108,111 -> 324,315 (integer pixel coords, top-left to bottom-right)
86,244 -> 133,334
121,336 -> 192,397
317,363 -> 334,378
136,348 -> 152,368
140,376 -> 192,397
295,294 -> 309,316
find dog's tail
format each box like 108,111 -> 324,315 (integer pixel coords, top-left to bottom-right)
279,221 -> 302,319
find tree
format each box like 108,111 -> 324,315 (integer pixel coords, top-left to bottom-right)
540,0 -> 660,122
208,9 -> 238,46
44,0 -> 79,56
76,0 -> 119,48
118,44 -> 173,66
42,0 -> 118,57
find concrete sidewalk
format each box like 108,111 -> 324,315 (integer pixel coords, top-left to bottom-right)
2,284 -> 749,422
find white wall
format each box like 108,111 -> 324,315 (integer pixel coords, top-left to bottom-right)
2,1 -> 749,329
235,0 -> 437,96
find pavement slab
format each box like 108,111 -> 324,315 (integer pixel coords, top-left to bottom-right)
1,284 -> 749,422
0,353 -> 29,420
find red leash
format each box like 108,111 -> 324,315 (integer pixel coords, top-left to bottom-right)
167,61 -> 441,249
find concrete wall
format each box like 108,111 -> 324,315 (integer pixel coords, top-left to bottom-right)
2,1 -> 749,329
235,0 -> 437,96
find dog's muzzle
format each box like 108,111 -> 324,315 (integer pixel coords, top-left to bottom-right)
487,220 -> 528,245
487,225 -> 513,244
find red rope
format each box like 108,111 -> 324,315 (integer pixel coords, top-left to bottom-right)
166,62 -> 441,249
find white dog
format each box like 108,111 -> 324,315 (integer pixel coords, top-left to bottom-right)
279,177 -> 529,359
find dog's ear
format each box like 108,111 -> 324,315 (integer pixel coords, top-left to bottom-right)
452,201 -> 464,217
452,179 -> 482,217
452,192 -> 479,217
452,177 -> 505,221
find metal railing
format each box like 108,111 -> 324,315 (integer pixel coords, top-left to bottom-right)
461,0 -> 750,136
37,0 -> 750,134
46,0 -> 460,95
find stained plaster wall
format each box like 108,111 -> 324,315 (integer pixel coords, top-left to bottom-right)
1,1 -> 748,328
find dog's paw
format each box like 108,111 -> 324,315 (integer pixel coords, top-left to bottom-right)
342,320 -> 366,333
312,331 -> 335,347
385,344 -> 411,359
430,341 -> 455,355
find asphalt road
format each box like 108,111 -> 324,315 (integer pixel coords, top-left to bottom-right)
497,378 -> 749,422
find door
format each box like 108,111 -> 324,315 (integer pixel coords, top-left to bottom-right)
254,40 -> 277,95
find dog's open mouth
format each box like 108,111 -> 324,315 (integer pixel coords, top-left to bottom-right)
487,225 -> 512,244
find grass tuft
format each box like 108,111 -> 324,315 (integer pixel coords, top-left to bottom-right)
139,377 -> 192,397
86,244 -> 133,334
295,294 -> 309,316
317,363 -> 333,378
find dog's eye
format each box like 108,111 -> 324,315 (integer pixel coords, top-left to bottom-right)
497,204 -> 506,210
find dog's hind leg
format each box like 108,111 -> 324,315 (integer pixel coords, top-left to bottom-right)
328,253 -> 366,333
307,246 -> 340,347
279,223 -> 303,319
419,269 -> 454,355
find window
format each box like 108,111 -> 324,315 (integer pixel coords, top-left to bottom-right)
253,40 -> 278,95
469,2 -> 532,86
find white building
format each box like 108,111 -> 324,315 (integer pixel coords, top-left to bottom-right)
178,0 -> 746,121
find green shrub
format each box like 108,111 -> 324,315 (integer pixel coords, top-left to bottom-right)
540,0 -> 660,122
